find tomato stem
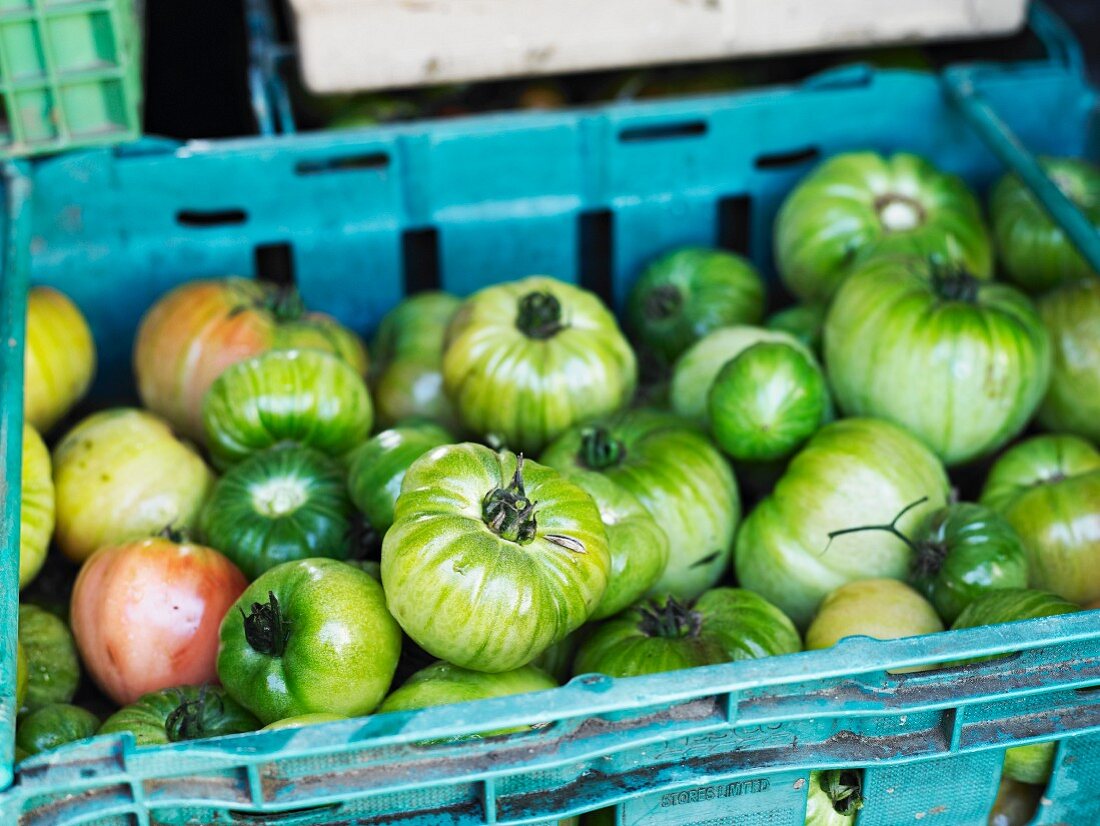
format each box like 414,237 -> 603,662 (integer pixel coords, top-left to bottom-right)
483,457 -> 539,544
637,597 -> 703,639
874,193 -> 925,232
268,287 -> 307,322
821,769 -> 863,817
579,427 -> 626,470
928,258 -> 980,303
821,497 -> 928,558
165,686 -> 222,743
516,291 -> 565,339
241,591 -> 291,657
643,284 -> 682,321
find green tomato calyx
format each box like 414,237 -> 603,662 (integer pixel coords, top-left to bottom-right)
267,287 -> 307,322
165,686 -> 223,743
241,591 -> 291,657
516,291 -> 565,340
156,524 -> 190,544
579,427 -> 625,470
483,458 -> 538,544
643,284 -> 682,321
874,194 -> 925,232
638,597 -> 703,639
821,769 -> 864,817
251,475 -> 310,517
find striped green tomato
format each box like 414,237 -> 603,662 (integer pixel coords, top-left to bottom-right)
1036,279 -> 1100,443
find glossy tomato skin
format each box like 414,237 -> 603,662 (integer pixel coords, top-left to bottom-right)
735,418 -> 949,629
199,446 -> 354,580
541,409 -> 739,600
218,559 -> 401,724
134,278 -> 367,442
20,424 -> 54,589
346,423 -> 452,535
52,409 -> 214,563
71,537 -> 247,705
98,685 -> 259,747
1037,279 -> 1100,443
625,248 -> 765,366
383,445 -> 609,672
24,287 -> 95,434
16,704 -> 99,756
980,435 -> 1100,605
991,157 -> 1100,293
443,276 -> 637,454
764,303 -> 827,354
824,256 -> 1050,466
18,604 -> 80,711
371,292 -> 462,431
775,151 -> 991,303
203,349 -> 373,470
574,589 -> 800,679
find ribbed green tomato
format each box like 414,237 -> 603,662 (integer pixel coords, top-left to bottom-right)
805,579 -> 944,652
541,410 -> 739,600
379,661 -> 557,739
735,418 -> 949,628
824,257 -> 1050,466
98,685 -> 259,747
1037,279 -> 1100,443
346,423 -> 452,534
708,341 -> 829,463
383,445 -> 609,672
16,704 -> 99,756
991,156 -> 1100,293
805,770 -> 863,826
218,559 -> 402,723
951,587 -> 1079,630
775,151 -> 991,302
555,469 -> 669,620
199,446 -> 354,580
20,424 -> 53,589
18,604 -> 80,711
371,292 -> 462,431
442,276 -> 636,454
573,589 -> 800,679
203,349 -> 373,470
52,409 -> 214,563
764,303 -> 827,354
625,247 -> 765,365
670,326 -> 813,426
980,435 -> 1100,605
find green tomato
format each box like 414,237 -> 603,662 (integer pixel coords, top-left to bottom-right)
379,661 -> 557,738
371,292 -> 462,431
735,418 -> 949,629
805,770 -> 863,826
805,579 -> 944,651
991,156 -> 1100,293
98,685 -> 259,746
775,151 -> 991,302
20,424 -> 53,589
1037,279 -> 1100,443
671,326 -> 812,425
18,603 -> 80,711
199,445 -> 353,580
555,469 -> 669,620
382,445 -> 610,672
1003,742 -> 1057,786
261,713 -> 347,730
442,276 -> 637,454
951,588 -> 1079,630
708,341 -> 829,463
764,303 -> 827,354
16,704 -> 99,756
203,349 -> 373,470
218,559 -> 401,724
530,630 -> 583,683
346,423 -> 452,534
541,409 -> 740,600
824,256 -> 1050,466
980,435 -> 1100,605
574,589 -> 800,678
625,247 -> 765,365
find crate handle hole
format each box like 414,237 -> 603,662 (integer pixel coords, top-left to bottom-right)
230,803 -> 341,823
295,152 -> 391,175
177,209 -> 248,227
619,120 -> 708,142
254,242 -> 296,287
754,147 -> 820,170
402,227 -> 441,294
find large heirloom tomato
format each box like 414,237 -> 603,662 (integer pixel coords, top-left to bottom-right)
134,278 -> 367,442
382,445 -> 609,672
541,410 -> 739,600
52,409 -> 214,563
735,418 -> 949,628
371,292 -> 462,431
71,537 -> 247,705
203,349 -> 373,469
991,156 -> 1100,293
98,685 -> 259,746
24,286 -> 96,434
442,276 -> 636,454
824,256 -> 1050,466
1036,279 -> 1100,443
20,424 -> 54,589
980,435 -> 1100,605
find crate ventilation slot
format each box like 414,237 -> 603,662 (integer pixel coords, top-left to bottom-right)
295,152 -> 391,175
176,209 -> 248,227
619,120 -> 708,142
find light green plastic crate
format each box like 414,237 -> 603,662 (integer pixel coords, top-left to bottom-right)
0,0 -> 141,158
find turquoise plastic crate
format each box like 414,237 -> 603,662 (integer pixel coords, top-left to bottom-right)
2,6 -> 1100,824
0,0 -> 142,158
